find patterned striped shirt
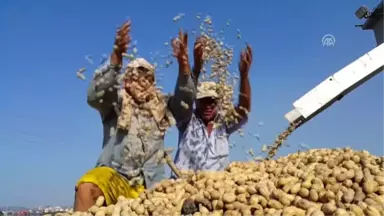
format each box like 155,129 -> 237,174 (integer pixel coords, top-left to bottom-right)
174,112 -> 247,172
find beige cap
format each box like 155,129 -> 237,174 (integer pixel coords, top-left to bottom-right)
126,58 -> 155,73
196,81 -> 219,99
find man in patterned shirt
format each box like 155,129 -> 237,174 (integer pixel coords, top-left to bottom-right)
173,42 -> 253,173
73,21 -> 203,212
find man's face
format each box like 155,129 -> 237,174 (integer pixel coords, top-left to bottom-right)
125,66 -> 155,103
196,97 -> 218,122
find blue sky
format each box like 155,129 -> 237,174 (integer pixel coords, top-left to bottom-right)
1,0 -> 382,208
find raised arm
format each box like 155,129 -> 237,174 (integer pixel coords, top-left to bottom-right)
87,21 -> 131,121
86,59 -> 121,120
227,45 -> 253,134
192,36 -> 206,86
168,30 -> 206,130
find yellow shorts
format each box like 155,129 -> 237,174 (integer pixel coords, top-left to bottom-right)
76,166 -> 145,205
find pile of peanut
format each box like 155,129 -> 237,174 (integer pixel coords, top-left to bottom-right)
56,147 -> 383,216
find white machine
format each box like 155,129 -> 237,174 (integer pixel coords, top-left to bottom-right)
285,43 -> 384,126
285,1 -> 384,127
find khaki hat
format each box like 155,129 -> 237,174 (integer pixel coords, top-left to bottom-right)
196,81 -> 219,99
126,58 -> 155,74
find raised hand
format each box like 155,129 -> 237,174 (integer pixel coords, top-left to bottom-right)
236,44 -> 252,118
172,29 -> 191,75
111,20 -> 132,67
192,36 -> 206,84
239,44 -> 253,78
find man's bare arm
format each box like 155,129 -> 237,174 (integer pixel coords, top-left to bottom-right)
225,45 -> 252,135
235,45 -> 252,119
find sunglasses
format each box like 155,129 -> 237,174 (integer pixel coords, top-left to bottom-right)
198,97 -> 218,105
